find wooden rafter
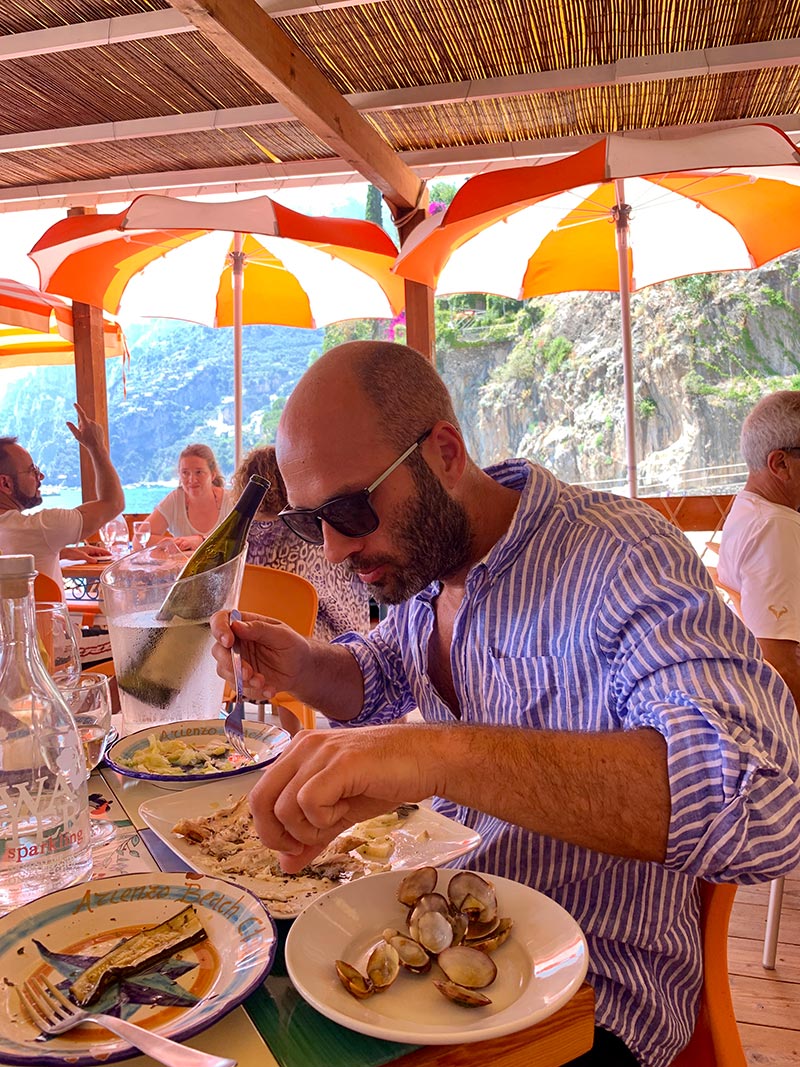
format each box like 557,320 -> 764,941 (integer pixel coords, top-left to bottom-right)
166,0 -> 424,215
1,112 -> 799,212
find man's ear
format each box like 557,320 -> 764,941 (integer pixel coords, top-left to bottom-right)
766,449 -> 792,480
0,472 -> 12,493
426,422 -> 467,489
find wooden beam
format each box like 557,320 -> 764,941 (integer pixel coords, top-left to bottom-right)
2,112 -> 799,212
167,0 -> 424,211
66,207 -> 110,504
6,32 -> 800,156
398,209 -> 435,363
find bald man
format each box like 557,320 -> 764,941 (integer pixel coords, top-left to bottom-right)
212,341 -> 800,1067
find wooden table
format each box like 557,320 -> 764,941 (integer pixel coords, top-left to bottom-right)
93,766 -> 595,1067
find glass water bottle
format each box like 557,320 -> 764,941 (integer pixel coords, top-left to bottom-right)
0,555 -> 92,910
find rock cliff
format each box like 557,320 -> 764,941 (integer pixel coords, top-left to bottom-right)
437,253 -> 800,493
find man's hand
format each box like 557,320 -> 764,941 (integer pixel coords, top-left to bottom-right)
210,609 -> 311,701
248,726 -> 442,872
59,544 -> 112,562
65,402 -> 107,453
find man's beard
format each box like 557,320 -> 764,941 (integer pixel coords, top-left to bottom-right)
11,475 -> 42,509
345,458 -> 472,605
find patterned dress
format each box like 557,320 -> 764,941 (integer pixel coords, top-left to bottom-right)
246,520 -> 370,641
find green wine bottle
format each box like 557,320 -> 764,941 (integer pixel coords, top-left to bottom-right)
117,475 -> 269,709
156,475 -> 270,621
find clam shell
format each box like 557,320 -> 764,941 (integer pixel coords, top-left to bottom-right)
389,934 -> 431,973
367,942 -> 400,990
397,866 -> 438,906
437,945 -> 498,989
335,960 -> 374,999
433,979 -> 492,1007
414,909 -> 454,954
447,871 -> 498,924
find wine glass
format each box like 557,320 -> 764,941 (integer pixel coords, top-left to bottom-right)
100,515 -> 129,558
35,602 -> 82,685
58,672 -> 115,847
133,520 -> 151,550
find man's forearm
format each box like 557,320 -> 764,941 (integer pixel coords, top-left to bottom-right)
431,724 -> 671,862
89,445 -> 124,513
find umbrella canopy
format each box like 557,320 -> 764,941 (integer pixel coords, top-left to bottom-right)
0,277 -> 126,369
30,194 -> 405,464
395,123 -> 800,495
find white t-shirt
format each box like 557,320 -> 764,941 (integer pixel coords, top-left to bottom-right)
155,487 -> 233,538
0,508 -> 83,593
718,489 -> 800,642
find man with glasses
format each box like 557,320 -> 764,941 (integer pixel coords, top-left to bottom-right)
212,341 -> 800,1067
719,389 -> 800,709
0,402 -> 124,592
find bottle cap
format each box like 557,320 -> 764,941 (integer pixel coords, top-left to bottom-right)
0,554 -> 36,579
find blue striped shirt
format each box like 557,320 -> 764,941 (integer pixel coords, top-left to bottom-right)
335,460 -> 800,1067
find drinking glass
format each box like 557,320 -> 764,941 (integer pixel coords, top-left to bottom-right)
35,602 -> 82,685
133,520 -> 151,550
58,672 -> 115,847
100,515 -> 130,558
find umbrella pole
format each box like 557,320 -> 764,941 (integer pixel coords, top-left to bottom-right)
613,179 -> 638,498
232,231 -> 244,470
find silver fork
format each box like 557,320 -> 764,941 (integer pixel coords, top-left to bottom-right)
20,973 -> 236,1067
224,608 -> 251,760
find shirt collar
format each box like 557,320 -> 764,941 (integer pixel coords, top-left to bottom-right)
414,459 -> 561,603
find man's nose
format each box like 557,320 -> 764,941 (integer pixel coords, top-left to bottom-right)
321,523 -> 364,565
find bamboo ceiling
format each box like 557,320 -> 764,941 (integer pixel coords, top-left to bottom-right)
2,0 -> 800,208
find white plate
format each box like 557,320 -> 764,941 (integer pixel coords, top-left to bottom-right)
139,782 -> 483,918
0,872 -> 276,1065
285,868 -> 587,1044
105,717 -> 290,786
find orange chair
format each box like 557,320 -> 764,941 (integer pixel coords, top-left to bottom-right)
234,563 -> 319,731
33,572 -> 63,602
672,881 -> 746,1067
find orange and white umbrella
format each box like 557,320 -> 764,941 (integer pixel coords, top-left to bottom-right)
30,195 -> 404,464
395,123 -> 800,495
0,277 -> 126,368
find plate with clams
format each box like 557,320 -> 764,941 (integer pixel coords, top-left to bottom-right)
284,866 -> 588,1044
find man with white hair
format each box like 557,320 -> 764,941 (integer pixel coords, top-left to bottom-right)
718,389 -> 800,708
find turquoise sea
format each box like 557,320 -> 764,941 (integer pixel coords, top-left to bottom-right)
38,484 -> 177,515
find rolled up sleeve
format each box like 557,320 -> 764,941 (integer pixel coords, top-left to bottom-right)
333,616 -> 418,727
600,535 -> 800,882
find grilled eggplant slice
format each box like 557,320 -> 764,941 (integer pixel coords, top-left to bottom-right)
69,904 -> 207,1006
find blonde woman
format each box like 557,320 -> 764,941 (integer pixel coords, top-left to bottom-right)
146,443 -> 233,551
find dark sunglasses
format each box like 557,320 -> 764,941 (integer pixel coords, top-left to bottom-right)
279,429 -> 433,545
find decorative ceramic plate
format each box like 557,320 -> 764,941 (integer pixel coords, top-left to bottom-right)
285,868 -> 587,1044
139,782 -> 483,918
0,872 -> 276,1065
105,718 -> 290,786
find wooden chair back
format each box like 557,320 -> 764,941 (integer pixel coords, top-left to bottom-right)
235,564 -> 319,730
672,882 -> 746,1067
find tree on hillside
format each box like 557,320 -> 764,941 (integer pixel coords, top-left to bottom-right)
366,185 -> 386,230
